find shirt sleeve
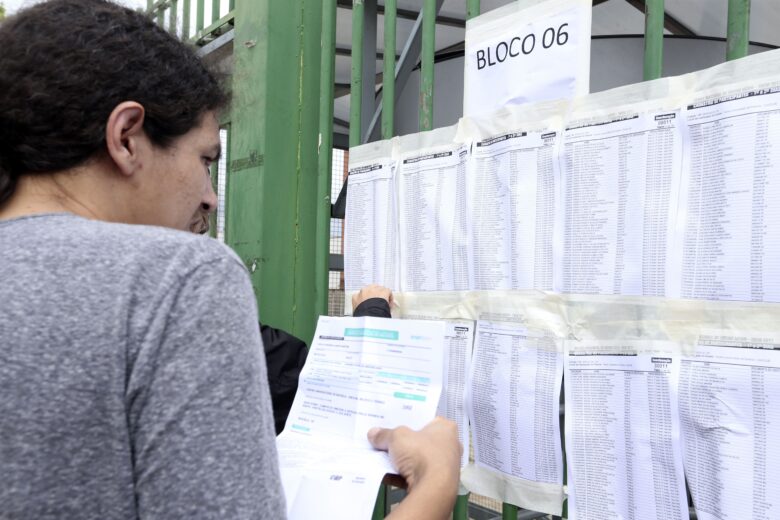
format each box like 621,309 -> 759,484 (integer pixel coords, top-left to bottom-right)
260,323 -> 308,434
353,297 -> 392,318
126,256 -> 285,520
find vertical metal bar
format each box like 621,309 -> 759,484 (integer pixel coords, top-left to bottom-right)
467,0 -> 480,20
361,1 -> 378,142
147,0 -> 153,13
156,2 -> 164,27
229,0 -> 234,11
643,0 -> 664,80
371,485 -> 387,520
419,0 -> 436,131
726,0 -> 751,60
212,0 -> 220,22
228,0 -> 323,343
456,0 -> 479,509
182,0 -> 191,40
315,0 -> 337,324
502,503 -> 518,520
381,0 -> 397,140
196,0 -> 205,33
453,494 -> 469,519
170,0 -> 178,36
349,0 -> 365,147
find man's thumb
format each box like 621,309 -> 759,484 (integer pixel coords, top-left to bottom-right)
367,427 -> 392,450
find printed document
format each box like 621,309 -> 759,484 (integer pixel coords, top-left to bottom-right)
345,159 -> 398,292
277,316 -> 445,519
559,110 -> 683,297
398,146 -> 470,292
468,131 -> 557,290
673,85 -> 780,302
680,332 -> 780,520
467,320 -> 563,484
564,341 -> 688,520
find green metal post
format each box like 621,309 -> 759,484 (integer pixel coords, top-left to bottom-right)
212,0 -> 220,23
726,0 -> 750,60
182,0 -> 190,40
196,0 -> 204,33
228,0 -> 323,342
229,0 -> 234,11
453,494 -> 469,519
315,0 -> 337,321
156,2 -> 164,27
455,6 -> 484,519
419,0 -> 436,131
147,0 -> 153,12
349,0 -> 365,147
372,485 -> 387,520
170,0 -> 178,36
381,0 -> 396,140
502,502 -> 518,520
643,0 -> 664,80
381,0 -> 397,140
467,0 -> 480,20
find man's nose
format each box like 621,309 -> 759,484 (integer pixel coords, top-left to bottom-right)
202,183 -> 218,213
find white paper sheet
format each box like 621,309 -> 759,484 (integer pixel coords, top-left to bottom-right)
680,331 -> 780,520
564,340 -> 688,520
672,83 -> 780,302
465,321 -> 563,498
397,126 -> 470,292
558,106 -> 683,297
345,140 -> 399,292
278,316 -> 445,520
435,321 -> 474,469
463,0 -> 591,117
466,125 -> 559,291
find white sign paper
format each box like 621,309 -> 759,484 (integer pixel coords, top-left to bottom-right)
463,0 -> 592,117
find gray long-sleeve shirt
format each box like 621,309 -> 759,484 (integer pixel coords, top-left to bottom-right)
0,213 -> 285,519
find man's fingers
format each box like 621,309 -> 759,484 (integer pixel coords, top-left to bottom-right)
367,426 -> 393,450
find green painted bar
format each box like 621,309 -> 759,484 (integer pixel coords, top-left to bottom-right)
170,0 -> 178,36
146,0 -> 153,12
196,0 -> 204,32
196,11 -> 235,42
726,0 -> 751,60
182,0 -> 190,40
502,502 -> 518,520
381,0 -> 397,140
643,0 -> 664,80
212,0 -> 220,23
315,0 -> 337,322
349,0 -> 365,147
229,0 -> 234,11
228,0 -> 323,343
156,2 -> 163,26
455,5 -> 483,519
371,485 -> 387,520
467,0 -> 480,20
453,495 -> 469,519
419,0 -> 436,131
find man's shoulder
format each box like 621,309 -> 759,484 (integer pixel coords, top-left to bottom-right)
4,213 -> 245,276
96,219 -> 245,275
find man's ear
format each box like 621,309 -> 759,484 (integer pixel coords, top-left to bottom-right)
105,102 -> 147,177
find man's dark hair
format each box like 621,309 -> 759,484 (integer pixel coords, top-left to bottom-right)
0,0 -> 228,204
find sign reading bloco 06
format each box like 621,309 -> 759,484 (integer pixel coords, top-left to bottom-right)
464,0 -> 592,118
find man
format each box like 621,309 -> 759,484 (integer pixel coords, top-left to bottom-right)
0,1 -> 461,519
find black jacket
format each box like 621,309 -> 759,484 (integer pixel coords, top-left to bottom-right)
262,297 -> 392,434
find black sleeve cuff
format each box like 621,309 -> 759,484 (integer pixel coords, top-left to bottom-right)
353,297 -> 391,318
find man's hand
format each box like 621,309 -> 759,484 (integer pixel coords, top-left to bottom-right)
367,418 -> 461,520
352,284 -> 393,313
